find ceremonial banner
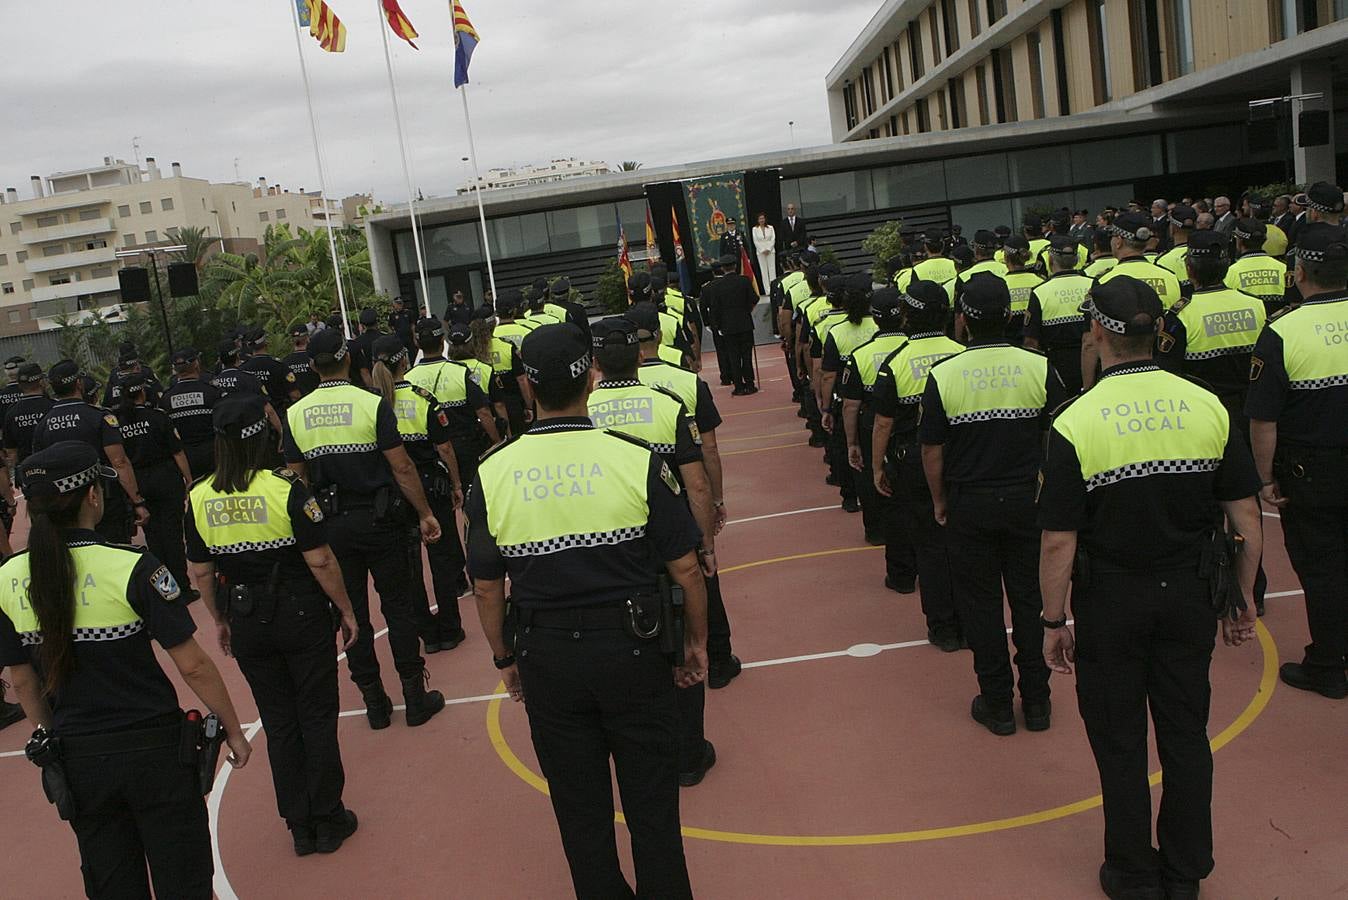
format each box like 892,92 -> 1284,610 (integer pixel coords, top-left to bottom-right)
683,175 -> 747,269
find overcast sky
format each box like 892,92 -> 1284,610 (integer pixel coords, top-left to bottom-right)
1,0 -> 878,203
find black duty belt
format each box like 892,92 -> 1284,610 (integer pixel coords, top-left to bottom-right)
518,603 -> 628,631
60,721 -> 182,759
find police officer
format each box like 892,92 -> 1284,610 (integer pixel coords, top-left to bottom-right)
1224,218 -> 1287,313
184,393 -> 360,855
354,307 -> 384,367
547,276 -> 591,338
371,335 -> 471,654
102,343 -> 164,408
213,341 -> 285,437
794,263 -> 833,448
389,295 -> 416,354
1099,211 -> 1183,311
589,316 -> 720,784
32,360 -> 149,544
1025,235 -> 1094,395
474,312 -> 535,437
405,318 -> 501,461
160,348 -> 223,480
1022,211 -> 1050,263
1038,276 -> 1263,899
652,266 -> 701,364
896,229 -> 957,291
0,441 -> 251,898
955,231 -> 1007,298
872,282 -> 964,649
115,371 -> 194,599
446,319 -> 507,436
2,362 -> 52,467
1247,222 -> 1348,699
999,235 -> 1044,344
920,272 -> 1066,735
776,252 -> 808,397
466,323 -> 708,899
523,287 -> 564,328
283,323 -> 321,398
493,288 -> 538,351
283,328 -> 446,727
241,327 -> 299,411
1084,229 -> 1118,280
0,356 -> 27,421
1156,205 -> 1197,277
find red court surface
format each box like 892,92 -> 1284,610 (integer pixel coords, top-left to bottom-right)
2,350 -> 1344,899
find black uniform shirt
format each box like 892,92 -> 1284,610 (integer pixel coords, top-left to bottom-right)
184,473 -> 328,586
281,380 -> 403,496
1038,362 -> 1261,569
31,398 -> 123,462
0,383 -> 23,421
241,354 -> 296,409
103,366 -> 164,407
0,533 -> 194,735
2,394 -> 54,461
117,405 -> 182,469
211,367 -> 264,399
158,377 -> 221,447
1245,292 -> 1348,447
464,418 -> 702,608
281,351 -> 320,397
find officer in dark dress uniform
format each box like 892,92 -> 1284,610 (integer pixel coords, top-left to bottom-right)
549,276 -> 591,338
283,328 -> 447,728
389,295 -> 417,355
186,393 -> 361,856
282,323 -> 321,398
159,348 -> 223,480
0,441 -> 251,899
1247,222 -> 1348,699
212,341 -> 265,398
241,327 -> 299,411
2,362 -> 53,466
466,323 -> 708,899
1038,276 -> 1263,900
102,345 -> 164,408
32,360 -> 149,544
920,273 -> 1066,735
0,356 -> 27,422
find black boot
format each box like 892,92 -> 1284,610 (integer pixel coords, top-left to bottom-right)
359,682 -> 393,730
401,670 -> 446,727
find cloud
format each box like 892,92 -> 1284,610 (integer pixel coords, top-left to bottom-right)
0,0 -> 878,202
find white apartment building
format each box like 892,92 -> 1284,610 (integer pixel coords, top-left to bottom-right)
0,157 -> 319,336
455,158 -> 612,195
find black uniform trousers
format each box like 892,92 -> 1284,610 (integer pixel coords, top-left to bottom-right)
63,728 -> 212,899
1074,568 -> 1216,889
946,482 -> 1050,709
710,330 -> 732,385
327,505 -> 425,685
1277,454 -> 1348,671
138,460 -> 188,593
893,446 -> 954,627
409,488 -> 468,642
722,331 -> 755,390
96,480 -> 133,545
229,589 -> 346,829
183,441 -> 215,481
705,572 -> 733,663
826,399 -> 858,506
853,412 -> 886,545
517,618 -> 692,900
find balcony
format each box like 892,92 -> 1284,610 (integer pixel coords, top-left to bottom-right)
24,245 -> 117,274
29,274 -> 123,304
19,217 -> 117,245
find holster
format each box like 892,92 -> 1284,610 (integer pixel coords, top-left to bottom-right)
373,485 -> 407,526
26,728 -> 76,821
1197,527 -> 1245,621
316,484 -> 340,516
656,574 -> 685,666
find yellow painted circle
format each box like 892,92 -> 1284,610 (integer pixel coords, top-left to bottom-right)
486,546 -> 1279,846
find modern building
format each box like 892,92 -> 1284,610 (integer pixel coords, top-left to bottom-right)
0,159 -> 327,335
455,158 -> 612,195
367,16 -> 1348,315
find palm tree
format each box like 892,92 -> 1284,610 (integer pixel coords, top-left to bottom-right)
172,225 -> 217,271
618,161 -> 642,171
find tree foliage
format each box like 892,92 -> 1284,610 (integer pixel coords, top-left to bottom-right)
595,259 -> 631,314
862,221 -> 906,283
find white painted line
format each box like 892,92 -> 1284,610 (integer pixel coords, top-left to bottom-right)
1264,589 -> 1303,599
0,749 -> 24,759
210,719 -> 263,900
726,505 -> 838,526
1262,511 -> 1282,519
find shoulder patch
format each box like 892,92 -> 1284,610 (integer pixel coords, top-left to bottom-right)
477,433 -> 522,464
1266,305 -> 1294,323
1169,296 -> 1191,314
658,460 -> 682,496
604,429 -> 654,450
1249,356 -> 1264,382
149,565 -> 182,602
302,496 -> 324,523
1156,330 -> 1176,353
271,467 -> 302,484
408,384 -> 437,402
104,413 -> 120,427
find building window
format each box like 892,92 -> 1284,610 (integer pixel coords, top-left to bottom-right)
42,244 -> 65,258
86,239 -> 107,250
843,83 -> 858,130
881,47 -> 895,100
948,78 -> 964,128
161,198 -> 174,211
1130,0 -> 1163,89
259,211 -> 269,222
1089,0 -> 1113,103
907,23 -> 924,78
15,251 -> 26,263
861,69 -> 876,116
78,208 -> 101,221
893,41 -> 906,90
889,114 -> 899,135
1051,9 -> 1071,113
7,311 -> 19,324
916,97 -> 932,133
986,0 -> 1008,24
0,254 -> 6,266
36,214 -> 59,227
1169,0 -> 1194,76
91,266 -> 113,279
941,0 -> 960,56
276,209 -> 287,220
144,230 -> 158,243
118,204 -> 131,218
139,201 -> 152,214
49,274 -> 71,286
968,0 -> 983,36
1,283 -> 12,295
124,234 -> 136,247
9,222 -> 20,235
1027,31 -> 1047,119
990,47 -> 1017,122
975,64 -> 991,124
928,9 -> 942,64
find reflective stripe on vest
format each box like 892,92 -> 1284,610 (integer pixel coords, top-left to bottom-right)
407,359 -> 471,406
853,333 -> 910,391
1224,254 -> 1286,302
524,312 -> 563,328
825,319 -> 879,362
1083,257 -> 1117,279
1267,296 -> 1348,390
0,544 -> 144,645
479,430 -> 652,556
665,289 -> 688,318
543,302 -> 569,322
188,470 -> 298,554
883,334 -> 965,405
285,382 -> 381,459
781,272 -> 807,308
806,300 -> 836,333
1035,273 -> 1093,327
1052,366 -> 1228,492
638,363 -> 697,416
1173,289 -> 1266,361
588,383 -> 684,456
1003,271 -> 1045,314
929,345 -> 1047,424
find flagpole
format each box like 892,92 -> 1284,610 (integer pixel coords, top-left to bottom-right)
458,85 -> 497,304
288,0 -> 351,339
376,1 -> 433,318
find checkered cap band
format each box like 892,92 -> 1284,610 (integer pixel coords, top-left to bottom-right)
239,419 -> 267,439
1233,226 -> 1258,241
1296,244 -> 1348,262
957,297 -> 997,320
523,352 -> 592,384
1081,297 -> 1129,334
377,347 -> 408,366
1108,223 -> 1152,242
52,463 -> 113,495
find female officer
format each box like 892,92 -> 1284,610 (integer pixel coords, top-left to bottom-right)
0,440 -> 250,899
185,393 -> 361,857
370,335 -> 468,653
116,371 -> 194,598
446,320 -> 504,478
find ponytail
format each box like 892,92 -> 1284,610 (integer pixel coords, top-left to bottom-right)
469,319 -> 493,364
26,488 -> 90,695
370,360 -> 398,407
845,285 -> 870,324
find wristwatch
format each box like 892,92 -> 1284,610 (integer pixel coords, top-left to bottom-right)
1039,613 -> 1068,630
492,653 -> 516,670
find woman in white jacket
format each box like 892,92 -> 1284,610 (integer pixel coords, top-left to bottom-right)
753,212 -> 777,293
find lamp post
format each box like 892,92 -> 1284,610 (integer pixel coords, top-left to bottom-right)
115,244 -> 186,356
788,120 -> 795,146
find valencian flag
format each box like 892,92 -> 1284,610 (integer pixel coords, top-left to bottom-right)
739,243 -> 762,295
645,204 -> 660,270
382,0 -> 419,48
616,209 -> 633,286
452,0 -> 480,87
671,208 -> 692,295
298,0 -> 347,52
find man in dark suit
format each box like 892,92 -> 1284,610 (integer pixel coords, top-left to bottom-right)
702,254 -> 759,395
1271,194 -> 1297,242
779,203 -> 808,252
718,217 -> 746,263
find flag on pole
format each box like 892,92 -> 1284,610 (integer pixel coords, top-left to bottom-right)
671,208 -> 692,295
739,243 -> 762,295
616,210 -> 633,286
303,0 -> 347,52
382,0 -> 419,48
645,204 -> 660,270
452,1 -> 480,87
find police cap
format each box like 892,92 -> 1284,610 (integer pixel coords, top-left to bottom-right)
18,441 -> 115,500
119,371 -> 147,394
1185,229 -> 1229,259
550,276 -> 571,296
447,322 -> 473,345
1049,235 -> 1079,256
16,362 -> 44,385
624,302 -> 662,338
496,287 -> 524,315
818,262 -> 841,279
218,339 -> 242,364
307,327 -> 348,363
1050,209 -> 1071,229
3,355 -> 24,371
950,244 -> 975,268
49,359 -> 81,392
1002,234 -> 1030,253
901,279 -> 949,314
922,227 -> 943,245
1080,275 -> 1162,335
993,225 -> 1012,239
325,313 -> 344,330
372,334 -> 408,367
415,315 -> 445,340
213,393 -> 269,440
288,321 -> 308,337
957,272 -> 1011,319
1108,211 -> 1154,242
972,229 -> 998,250
1022,210 -> 1043,228
520,323 -> 590,385
630,271 -> 652,300
1168,205 -> 1197,229
1294,221 -> 1348,262
649,264 -> 669,284
531,277 -> 549,297
1232,218 -> 1266,243
867,287 -> 902,322
800,250 -> 819,265
358,308 -> 378,326
592,316 -> 640,349
118,345 -> 139,366
172,347 -> 200,367
717,253 -> 737,270
1293,181 -> 1344,214
472,304 -> 494,322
